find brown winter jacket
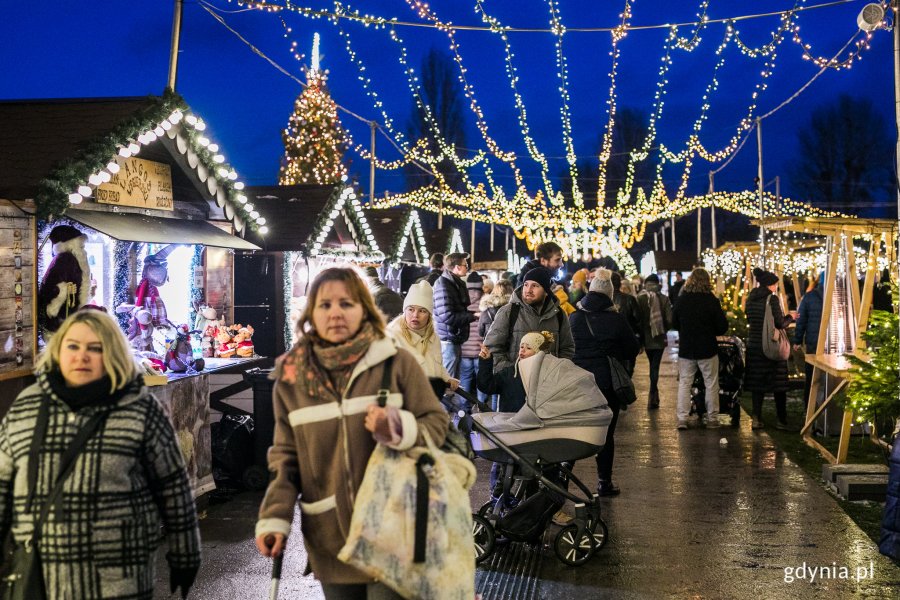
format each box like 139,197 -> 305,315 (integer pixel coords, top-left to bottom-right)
256,335 -> 449,584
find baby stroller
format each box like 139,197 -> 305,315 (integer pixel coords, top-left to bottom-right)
689,335 -> 745,425
455,353 -> 614,567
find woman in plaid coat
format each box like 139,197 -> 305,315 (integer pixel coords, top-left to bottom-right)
0,309 -> 201,599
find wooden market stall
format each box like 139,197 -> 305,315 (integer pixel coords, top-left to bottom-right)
758,217 -> 898,464
0,95 -> 270,496
240,183 -> 384,354
365,206 -> 430,294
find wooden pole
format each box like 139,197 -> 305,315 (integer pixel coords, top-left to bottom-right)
167,0 -> 184,92
369,121 -> 376,204
856,240 -> 879,350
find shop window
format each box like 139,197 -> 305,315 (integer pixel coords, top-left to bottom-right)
153,244 -> 196,328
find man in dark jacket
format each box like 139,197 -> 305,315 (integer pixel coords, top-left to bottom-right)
793,272 -> 824,409
672,268 -> 728,429
483,267 -> 575,373
516,241 -> 564,287
669,272 -> 685,304
433,252 -> 476,378
363,266 -> 403,322
570,277 -> 640,496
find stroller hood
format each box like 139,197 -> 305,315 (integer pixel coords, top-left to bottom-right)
483,352 -> 612,432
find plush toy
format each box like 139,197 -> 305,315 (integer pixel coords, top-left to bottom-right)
116,305 -> 155,353
193,304 -> 218,332
215,325 -> 236,358
193,304 -> 219,358
234,326 -> 255,358
136,350 -> 167,374
165,324 -> 205,373
135,244 -> 178,327
38,225 -> 91,334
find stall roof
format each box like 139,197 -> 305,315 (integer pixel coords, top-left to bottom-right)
65,208 -> 260,250
241,185 -> 381,257
753,216 -> 899,237
0,96 -> 262,235
0,97 -> 153,200
652,250 -> 697,272
366,206 -> 428,265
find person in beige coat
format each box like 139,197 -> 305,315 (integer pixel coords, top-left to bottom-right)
255,268 -> 449,599
386,280 -> 459,393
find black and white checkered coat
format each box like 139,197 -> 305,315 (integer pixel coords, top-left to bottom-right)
0,374 -> 201,599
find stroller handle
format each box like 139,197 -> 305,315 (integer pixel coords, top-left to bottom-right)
452,387 -> 493,414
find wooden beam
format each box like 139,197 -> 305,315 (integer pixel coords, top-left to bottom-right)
856,240 -> 878,349
815,243 -> 840,355
845,236 -> 861,331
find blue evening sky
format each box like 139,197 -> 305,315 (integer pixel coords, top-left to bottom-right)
1,0 -> 894,208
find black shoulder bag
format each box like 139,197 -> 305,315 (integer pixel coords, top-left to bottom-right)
583,315 -> 637,408
3,402 -> 109,600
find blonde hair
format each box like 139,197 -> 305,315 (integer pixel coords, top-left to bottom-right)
492,278 -> 514,298
297,267 -> 386,339
392,310 -> 437,352
36,309 -> 139,393
683,267 -> 713,294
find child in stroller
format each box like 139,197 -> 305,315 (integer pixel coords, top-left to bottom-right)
464,332 -> 614,566
689,335 -> 746,426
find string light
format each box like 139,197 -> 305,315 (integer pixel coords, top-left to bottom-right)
233,0 -> 884,243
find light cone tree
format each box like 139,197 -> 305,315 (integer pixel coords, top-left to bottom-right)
279,34 -> 348,186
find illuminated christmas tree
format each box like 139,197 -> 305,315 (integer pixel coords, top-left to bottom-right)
279,34 -> 348,186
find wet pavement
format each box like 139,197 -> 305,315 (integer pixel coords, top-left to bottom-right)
155,341 -> 900,598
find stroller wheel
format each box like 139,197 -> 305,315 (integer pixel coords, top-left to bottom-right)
553,524 -> 594,566
477,499 -> 495,517
590,518 -> 609,551
472,514 -> 496,563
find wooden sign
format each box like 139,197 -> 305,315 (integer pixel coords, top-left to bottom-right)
96,157 -> 174,211
0,208 -> 35,379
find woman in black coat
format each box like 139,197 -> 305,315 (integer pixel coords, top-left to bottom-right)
744,268 -> 796,430
569,278 -> 641,496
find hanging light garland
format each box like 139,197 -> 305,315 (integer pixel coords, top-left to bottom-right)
228,0 -> 883,241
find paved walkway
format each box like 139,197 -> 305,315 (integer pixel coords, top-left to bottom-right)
157,342 -> 900,598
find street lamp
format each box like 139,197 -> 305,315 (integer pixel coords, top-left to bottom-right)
857,2 -> 898,222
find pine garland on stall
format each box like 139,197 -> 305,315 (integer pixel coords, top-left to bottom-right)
113,241 -> 134,330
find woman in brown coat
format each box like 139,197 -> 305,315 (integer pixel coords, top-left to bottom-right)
255,268 -> 449,599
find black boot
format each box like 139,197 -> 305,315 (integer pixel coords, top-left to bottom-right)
647,390 -> 660,410
597,480 -> 621,497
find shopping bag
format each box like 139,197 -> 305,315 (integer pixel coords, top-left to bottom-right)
338,431 -> 475,600
762,297 -> 790,361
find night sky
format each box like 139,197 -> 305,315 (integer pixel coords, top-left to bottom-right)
2,0 -> 894,216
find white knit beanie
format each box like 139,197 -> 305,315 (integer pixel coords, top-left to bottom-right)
404,280 -> 434,313
520,332 -> 547,353
589,269 -> 614,299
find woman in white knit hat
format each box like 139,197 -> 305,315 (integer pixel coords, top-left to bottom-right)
387,280 -> 459,393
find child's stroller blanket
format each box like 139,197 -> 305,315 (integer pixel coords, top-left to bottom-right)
476,352 -> 613,433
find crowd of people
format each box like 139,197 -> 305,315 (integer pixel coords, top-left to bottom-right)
1,241 -> 817,599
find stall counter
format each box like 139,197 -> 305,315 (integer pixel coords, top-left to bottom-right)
145,356 -> 271,498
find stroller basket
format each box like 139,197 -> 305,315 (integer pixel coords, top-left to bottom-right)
452,388 -> 611,567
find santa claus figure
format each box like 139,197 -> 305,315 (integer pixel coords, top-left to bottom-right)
135,244 -> 178,327
38,225 -> 91,334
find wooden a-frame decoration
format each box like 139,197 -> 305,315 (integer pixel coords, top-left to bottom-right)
758,217 -> 898,464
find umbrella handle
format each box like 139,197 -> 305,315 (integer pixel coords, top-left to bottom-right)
268,553 -> 283,600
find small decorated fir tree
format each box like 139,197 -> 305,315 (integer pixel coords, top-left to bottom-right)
278,34 -> 347,186
844,284 -> 899,432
